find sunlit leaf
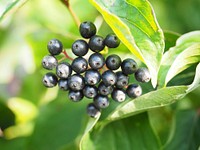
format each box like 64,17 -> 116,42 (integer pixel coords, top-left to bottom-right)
100,86 -> 187,122
187,63 -> 200,93
89,0 -> 165,87
158,31 -> 200,87
79,114 -> 100,150
0,0 -> 28,21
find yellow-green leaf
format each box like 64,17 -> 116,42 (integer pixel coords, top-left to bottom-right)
158,31 -> 200,87
89,0 -> 165,87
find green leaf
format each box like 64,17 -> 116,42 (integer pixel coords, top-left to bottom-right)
80,112 -> 161,150
28,95 -> 89,150
187,63 -> 200,93
100,86 -> 187,122
164,31 -> 180,52
0,137 -> 26,150
0,0 -> 28,21
158,31 -> 200,87
89,0 -> 165,87
164,110 -> 200,150
79,114 -> 100,150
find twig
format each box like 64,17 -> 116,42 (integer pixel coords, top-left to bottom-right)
62,50 -> 74,61
61,0 -> 81,27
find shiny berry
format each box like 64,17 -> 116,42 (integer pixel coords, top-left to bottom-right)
72,40 -> 88,56
56,62 -> 72,79
135,67 -> 151,83
84,69 -> 101,85
83,85 -> 98,99
58,79 -> 69,91
98,82 -> 113,96
112,89 -> 126,102
87,103 -> 100,118
71,57 -> 88,74
79,21 -> 96,39
102,70 -> 117,86
42,72 -> 58,88
94,95 -> 109,109
68,74 -> 85,91
126,84 -> 142,98
104,33 -> 120,48
121,58 -> 138,75
47,39 -> 63,55
115,71 -> 129,88
42,55 -> 58,70
89,53 -> 105,70
105,54 -> 121,70
89,35 -> 105,52
68,90 -> 83,102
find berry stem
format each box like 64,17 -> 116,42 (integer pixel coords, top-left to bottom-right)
61,0 -> 81,27
62,50 -> 74,61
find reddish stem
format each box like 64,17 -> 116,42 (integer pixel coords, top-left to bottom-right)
62,50 -> 74,61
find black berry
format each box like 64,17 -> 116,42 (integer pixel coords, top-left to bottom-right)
98,82 -> 113,96
68,90 -> 83,102
68,74 -> 85,91
42,72 -> 58,88
135,67 -> 151,83
72,40 -> 88,56
89,35 -> 105,52
104,33 -> 120,48
56,62 -> 72,79
58,79 -> 69,91
94,95 -> 109,109
112,89 -> 126,102
47,39 -> 63,55
79,21 -> 96,39
115,71 -> 129,88
71,57 -> 88,74
126,84 -> 142,98
87,103 -> 100,118
121,58 -> 138,75
83,85 -> 98,99
106,54 -> 121,70
89,53 -> 105,70
42,55 -> 58,70
101,70 -> 117,86
84,69 -> 101,85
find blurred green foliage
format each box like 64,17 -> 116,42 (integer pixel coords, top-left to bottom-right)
0,0 -> 200,149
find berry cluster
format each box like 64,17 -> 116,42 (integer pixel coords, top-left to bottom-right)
42,21 -> 151,118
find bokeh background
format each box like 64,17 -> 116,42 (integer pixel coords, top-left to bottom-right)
0,0 -> 200,149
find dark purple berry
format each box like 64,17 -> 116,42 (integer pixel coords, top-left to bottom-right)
135,67 -> 151,83
121,58 -> 138,75
42,72 -> 58,88
89,53 -> 105,70
84,69 -> 101,85
106,54 -> 121,70
79,21 -> 96,39
47,39 -> 63,55
94,95 -> 109,109
71,57 -> 88,74
72,40 -> 88,56
68,74 -> 85,91
87,103 -> 101,118
56,62 -> 72,79
126,84 -> 142,98
104,33 -> 120,48
89,35 -> 105,52
68,90 -> 83,102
